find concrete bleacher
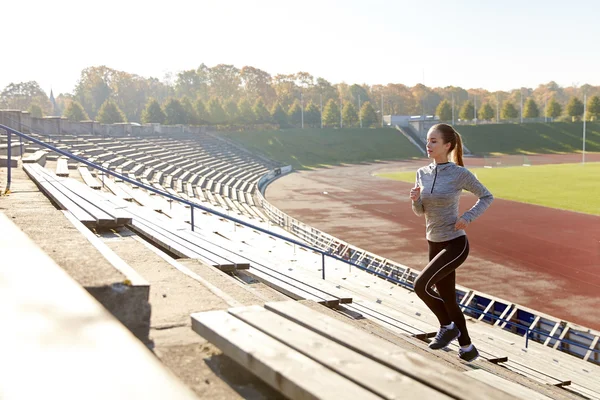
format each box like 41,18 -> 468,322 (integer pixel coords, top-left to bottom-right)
241,236 -> 600,397
25,163 -> 132,229
191,301 -> 513,400
3,122 -> 599,399
0,164 -> 151,342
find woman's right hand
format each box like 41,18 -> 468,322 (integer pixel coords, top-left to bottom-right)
410,184 -> 421,201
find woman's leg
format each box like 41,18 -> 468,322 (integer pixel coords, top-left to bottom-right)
414,236 -> 470,344
435,270 -> 471,346
414,240 -> 453,326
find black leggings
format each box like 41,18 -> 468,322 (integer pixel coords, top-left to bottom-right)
414,235 -> 471,346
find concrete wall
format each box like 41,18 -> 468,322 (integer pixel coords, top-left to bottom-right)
0,109 -> 208,138
0,110 -> 24,132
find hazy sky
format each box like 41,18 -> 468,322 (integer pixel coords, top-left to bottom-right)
3,0 -> 598,96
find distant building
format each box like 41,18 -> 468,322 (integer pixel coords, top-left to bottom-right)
383,114 -> 439,135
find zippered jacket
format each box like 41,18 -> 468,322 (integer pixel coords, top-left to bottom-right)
412,162 -> 493,242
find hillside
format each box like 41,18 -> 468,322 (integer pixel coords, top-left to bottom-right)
221,128 -> 423,169
221,123 -> 600,169
458,122 -> 600,155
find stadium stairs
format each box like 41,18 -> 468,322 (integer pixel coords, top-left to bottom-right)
1,123 -> 599,399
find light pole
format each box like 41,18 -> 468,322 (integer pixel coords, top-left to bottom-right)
320,93 -> 323,129
474,95 -> 477,125
583,93 -> 587,164
452,93 -> 455,125
301,92 -> 304,129
520,90 -> 524,124
496,93 -> 500,123
358,95 -> 362,128
381,92 -> 384,127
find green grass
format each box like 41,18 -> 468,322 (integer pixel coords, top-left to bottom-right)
220,124 -> 600,170
458,122 -> 600,155
377,162 -> 600,215
221,128 -> 422,170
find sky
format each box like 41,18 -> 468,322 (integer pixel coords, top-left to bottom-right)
2,0 -> 599,96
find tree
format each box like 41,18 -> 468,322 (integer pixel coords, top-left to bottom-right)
436,99 -> 452,121
271,103 -> 288,127
240,66 -> 276,104
288,100 -> 302,126
54,93 -> 71,117
315,77 -> 338,104
63,101 -> 90,122
237,98 -> 255,123
342,102 -> 359,126
523,98 -> 539,118
323,99 -> 340,127
110,70 -> 148,122
360,101 -> 378,127
253,98 -> 271,123
501,101 -> 518,119
96,99 -> 126,123
459,100 -> 474,121
345,84 -> 370,107
546,97 -> 562,119
72,65 -> 173,122
194,99 -> 209,123
479,103 -> 494,121
304,101 -> 321,128
28,104 -> 43,118
181,97 -> 198,125
1,81 -> 50,114
411,83 -> 441,115
272,74 -> 299,109
380,83 -> 419,115
175,68 -> 208,100
163,98 -> 189,125
224,99 -> 239,123
207,98 -> 226,124
73,66 -> 114,119
566,96 -> 584,120
141,99 -> 166,124
209,64 -> 241,99
586,96 -> 600,121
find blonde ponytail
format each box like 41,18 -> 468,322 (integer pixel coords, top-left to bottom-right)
453,131 -> 464,167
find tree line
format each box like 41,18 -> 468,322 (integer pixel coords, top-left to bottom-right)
436,95 -> 599,122
2,64 -> 600,127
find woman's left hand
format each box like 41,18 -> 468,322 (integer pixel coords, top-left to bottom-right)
455,218 -> 469,230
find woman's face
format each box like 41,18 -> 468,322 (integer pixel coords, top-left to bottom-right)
426,130 -> 451,160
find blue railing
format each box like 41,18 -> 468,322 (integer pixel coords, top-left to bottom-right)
1,123 -> 598,364
460,303 -> 599,362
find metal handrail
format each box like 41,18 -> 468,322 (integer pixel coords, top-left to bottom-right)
0,123 -> 408,284
1,123 -> 598,364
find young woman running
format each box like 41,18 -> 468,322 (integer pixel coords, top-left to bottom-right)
410,123 -> 493,362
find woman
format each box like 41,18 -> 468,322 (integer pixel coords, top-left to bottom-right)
410,123 -> 493,362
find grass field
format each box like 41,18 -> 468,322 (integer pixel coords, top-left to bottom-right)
458,122 -> 600,155
222,128 -> 422,170
221,124 -> 600,170
377,162 -> 600,215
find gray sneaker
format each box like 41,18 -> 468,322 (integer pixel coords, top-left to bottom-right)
458,345 -> 479,362
428,325 -> 461,349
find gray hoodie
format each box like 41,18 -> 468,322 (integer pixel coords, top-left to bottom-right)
412,162 -> 493,242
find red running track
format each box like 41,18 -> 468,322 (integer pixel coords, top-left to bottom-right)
266,155 -> 600,330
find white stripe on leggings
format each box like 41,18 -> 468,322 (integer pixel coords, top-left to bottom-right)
424,238 -> 468,302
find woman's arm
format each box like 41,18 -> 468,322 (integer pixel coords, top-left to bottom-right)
411,175 -> 424,216
412,197 -> 424,216
460,169 -> 493,223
